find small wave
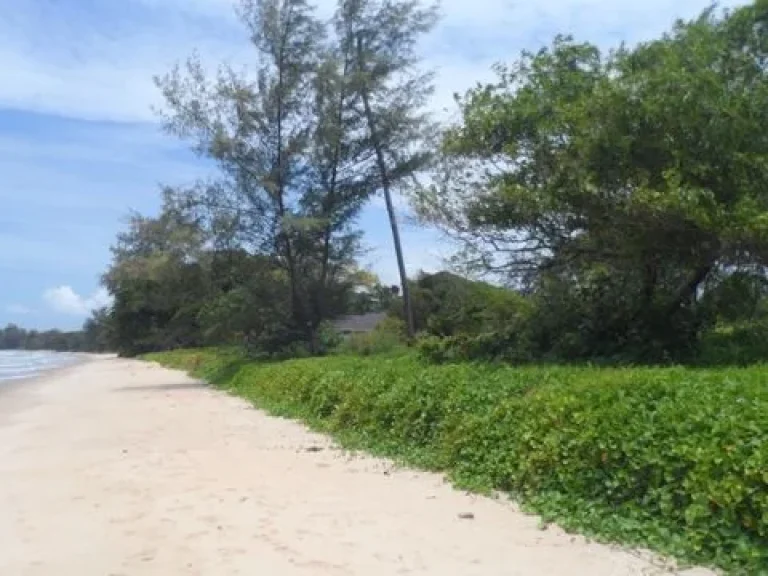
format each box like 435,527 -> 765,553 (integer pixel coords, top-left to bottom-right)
0,351 -> 78,382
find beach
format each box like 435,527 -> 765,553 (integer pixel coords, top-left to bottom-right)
0,358 -> 714,576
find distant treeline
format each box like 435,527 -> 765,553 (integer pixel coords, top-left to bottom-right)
0,312 -> 113,353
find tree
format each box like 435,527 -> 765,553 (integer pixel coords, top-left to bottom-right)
302,30 -> 381,338
0,324 -> 25,350
102,191 -> 375,356
156,0 -> 374,348
103,194 -> 212,356
416,1 -> 768,360
345,270 -> 399,314
197,248 -> 295,352
81,308 -> 115,352
0,323 -> 104,352
396,271 -> 530,336
336,0 -> 439,339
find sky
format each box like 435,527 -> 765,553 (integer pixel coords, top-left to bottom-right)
0,0 -> 745,330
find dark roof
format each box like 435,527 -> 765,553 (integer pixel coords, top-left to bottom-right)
332,312 -> 388,333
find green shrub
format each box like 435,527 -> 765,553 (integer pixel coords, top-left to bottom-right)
316,321 -> 343,354
392,271 -> 532,338
417,330 -> 534,364
336,317 -> 407,356
146,350 -> 768,573
697,321 -> 768,366
337,331 -> 401,356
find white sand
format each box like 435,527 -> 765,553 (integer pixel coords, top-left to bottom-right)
0,358 -> 716,576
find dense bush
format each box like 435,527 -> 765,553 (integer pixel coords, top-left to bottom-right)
417,331 -> 534,364
697,321 -> 768,366
335,317 -> 406,356
415,1 -> 768,364
147,350 -> 768,573
417,304 -> 768,367
393,272 -> 531,338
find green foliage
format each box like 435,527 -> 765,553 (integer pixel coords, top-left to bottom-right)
701,272 -> 768,325
315,321 -> 343,354
336,317 -> 406,356
697,321 -> 768,366
111,2 -> 768,365
346,281 -> 400,314
335,331 -> 401,356
0,309 -> 114,352
336,0 -> 440,337
416,1 -> 768,362
0,324 -> 85,352
148,349 -> 768,573
417,330 -> 533,364
105,0 -> 440,357
103,192 -> 366,357
153,0 -> 438,349
0,324 -> 27,350
395,271 -> 532,337
79,307 -> 115,352
412,269 -> 768,366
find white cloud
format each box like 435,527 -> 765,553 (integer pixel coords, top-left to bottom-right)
0,0 -> 747,123
43,286 -> 112,317
6,304 -> 35,315
0,1 -> 246,122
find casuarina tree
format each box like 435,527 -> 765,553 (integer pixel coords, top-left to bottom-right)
155,0 -> 373,350
335,0 -> 439,339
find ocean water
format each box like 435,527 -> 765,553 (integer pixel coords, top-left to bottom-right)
0,350 -> 79,383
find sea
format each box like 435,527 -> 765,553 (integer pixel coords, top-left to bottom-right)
0,350 -> 80,383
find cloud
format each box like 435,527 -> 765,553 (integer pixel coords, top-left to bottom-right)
0,1 -> 246,122
0,113 -> 216,280
5,304 -> 35,316
43,286 -> 112,317
0,0 -> 747,123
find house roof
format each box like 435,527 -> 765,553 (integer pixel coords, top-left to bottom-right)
332,312 -> 388,333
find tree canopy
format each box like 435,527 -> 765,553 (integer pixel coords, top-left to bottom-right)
43,0 -> 768,365
125,0 -> 437,354
415,0 -> 768,361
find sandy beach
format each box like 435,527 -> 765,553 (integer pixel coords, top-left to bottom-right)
0,358 -> 714,576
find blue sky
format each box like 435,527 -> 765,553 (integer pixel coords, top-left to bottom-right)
0,0 -> 744,330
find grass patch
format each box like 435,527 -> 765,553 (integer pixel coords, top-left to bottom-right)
144,349 -> 768,574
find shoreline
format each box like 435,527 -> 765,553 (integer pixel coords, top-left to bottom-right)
0,355 -> 110,426
0,352 -> 113,388
0,358 -> 714,575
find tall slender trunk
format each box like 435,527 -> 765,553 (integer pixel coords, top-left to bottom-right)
356,37 -> 415,338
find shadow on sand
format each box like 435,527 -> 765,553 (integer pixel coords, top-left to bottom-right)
114,382 -> 209,393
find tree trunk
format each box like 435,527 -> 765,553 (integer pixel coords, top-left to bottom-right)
356,37 -> 416,339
